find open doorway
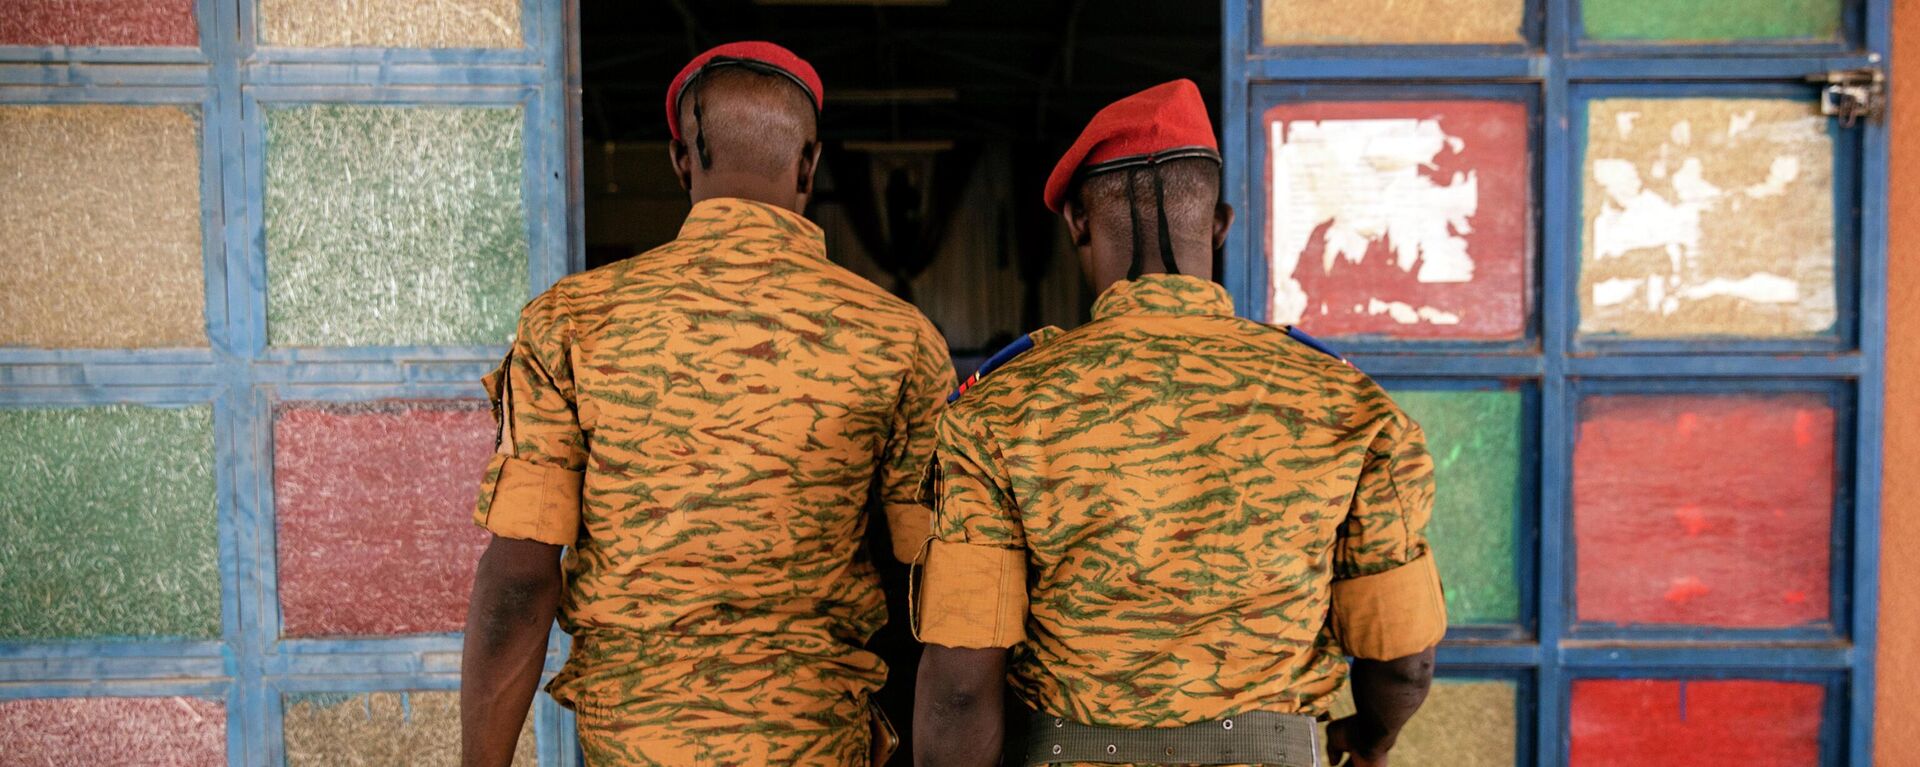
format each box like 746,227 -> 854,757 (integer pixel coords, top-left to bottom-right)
578,0 -> 1221,364
575,1 -> 1220,755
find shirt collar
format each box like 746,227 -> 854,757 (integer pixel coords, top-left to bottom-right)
1091,274 -> 1236,321
677,197 -> 827,261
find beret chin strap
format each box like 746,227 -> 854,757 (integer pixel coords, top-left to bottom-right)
1089,148 -> 1218,281
1121,165 -> 1185,281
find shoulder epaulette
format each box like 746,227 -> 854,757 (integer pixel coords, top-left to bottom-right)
1284,326 -> 1348,364
950,327 -> 1060,403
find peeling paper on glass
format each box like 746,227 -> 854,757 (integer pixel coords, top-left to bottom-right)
0,404 -> 220,639
0,696 -> 225,765
0,105 -> 207,348
1395,390 -> 1522,624
283,691 -> 534,766
1267,100 -> 1530,340
274,400 -> 497,637
1580,98 -> 1837,339
264,104 -> 528,347
1262,0 -> 1525,46
0,0 -> 199,47
258,0 -> 521,48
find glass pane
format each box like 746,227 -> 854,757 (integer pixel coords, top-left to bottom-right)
0,105 -> 206,348
1262,0 -> 1526,46
1582,0 -> 1842,42
264,104 -> 528,347
1266,100 -> 1530,340
0,0 -> 198,47
1570,679 -> 1825,765
274,401 -> 496,637
1579,97 -> 1837,339
1393,680 -> 1519,765
1574,393 -> 1834,628
1395,390 -> 1522,624
0,405 -> 220,639
283,692 -> 534,766
257,0 -> 522,48
0,697 -> 225,764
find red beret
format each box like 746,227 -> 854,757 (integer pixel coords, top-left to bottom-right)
666,41 -> 823,141
1043,79 -> 1220,213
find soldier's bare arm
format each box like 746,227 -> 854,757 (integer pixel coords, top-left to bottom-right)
914,645 -> 1007,767
460,536 -> 562,767
1327,646 -> 1437,767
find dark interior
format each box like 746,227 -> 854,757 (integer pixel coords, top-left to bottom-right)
579,0 -> 1221,356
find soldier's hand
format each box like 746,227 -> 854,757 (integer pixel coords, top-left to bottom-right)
1325,715 -> 1393,767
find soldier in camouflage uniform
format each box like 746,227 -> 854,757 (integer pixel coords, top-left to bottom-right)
460,42 -> 952,766
912,81 -> 1446,767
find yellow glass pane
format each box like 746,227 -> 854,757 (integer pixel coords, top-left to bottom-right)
258,0 -> 521,48
1263,0 -> 1526,45
0,105 -> 205,348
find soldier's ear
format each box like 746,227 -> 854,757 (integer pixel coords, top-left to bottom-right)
796,140 -> 822,196
668,140 -> 695,193
1062,198 -> 1093,247
1212,202 -> 1235,252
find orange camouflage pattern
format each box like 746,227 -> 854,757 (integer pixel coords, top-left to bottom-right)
473,198 -> 953,765
918,274 -> 1443,730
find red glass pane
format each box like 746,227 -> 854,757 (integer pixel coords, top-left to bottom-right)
1264,99 -> 1531,340
274,400 -> 496,637
0,0 -> 197,47
1574,393 -> 1834,628
0,696 -> 225,764
1571,679 -> 1824,766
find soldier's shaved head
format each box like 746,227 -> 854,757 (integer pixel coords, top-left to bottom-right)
1065,158 -> 1233,291
669,66 -> 822,211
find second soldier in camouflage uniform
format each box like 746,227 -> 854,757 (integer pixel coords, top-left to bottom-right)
912,81 -> 1447,767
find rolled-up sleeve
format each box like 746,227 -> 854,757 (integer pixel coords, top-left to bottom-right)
1329,408 -> 1447,660
473,291 -> 586,547
875,321 -> 957,563
912,408 -> 1028,649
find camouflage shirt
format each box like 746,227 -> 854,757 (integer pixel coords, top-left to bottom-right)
474,198 -> 953,758
915,274 -> 1445,728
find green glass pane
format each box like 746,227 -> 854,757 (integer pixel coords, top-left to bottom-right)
1582,0 -> 1841,42
0,405 -> 219,638
265,104 -> 528,347
1395,390 -> 1522,624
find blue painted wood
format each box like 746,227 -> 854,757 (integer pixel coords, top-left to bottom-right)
1537,4 -> 1576,762
1849,2 -> 1892,762
0,678 -> 233,700
0,64 -> 211,87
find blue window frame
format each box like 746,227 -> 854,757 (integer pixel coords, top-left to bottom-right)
0,0 -> 576,763
1221,0 -> 1889,763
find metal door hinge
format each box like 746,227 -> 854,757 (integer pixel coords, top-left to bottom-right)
1807,67 -> 1885,127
